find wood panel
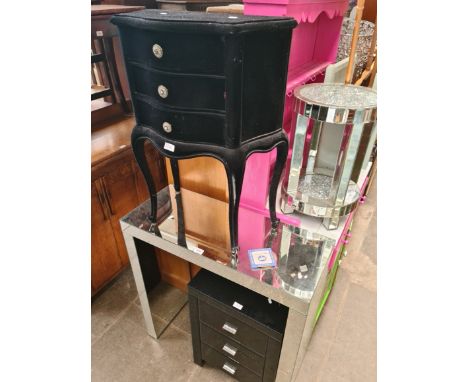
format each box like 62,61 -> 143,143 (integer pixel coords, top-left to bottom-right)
169,186 -> 230,251
166,157 -> 228,202
362,0 -> 377,24
92,116 -> 134,166
155,251 -> 192,292
91,180 -> 123,294
101,150 -> 142,266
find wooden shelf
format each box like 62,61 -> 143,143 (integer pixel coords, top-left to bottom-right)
91,115 -> 135,167
91,84 -> 112,101
91,4 -> 145,16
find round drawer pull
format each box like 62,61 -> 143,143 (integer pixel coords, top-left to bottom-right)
162,122 -> 172,133
157,85 -> 168,99
152,44 -> 163,59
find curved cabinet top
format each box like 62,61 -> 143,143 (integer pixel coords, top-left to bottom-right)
111,9 -> 297,34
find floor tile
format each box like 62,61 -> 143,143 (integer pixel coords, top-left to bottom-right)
135,280 -> 188,323
92,306 -> 195,382
295,349 -> 327,382
125,302 -> 170,336
92,267 -> 138,342
188,363 -> 236,382
360,212 -> 377,265
171,303 -> 191,334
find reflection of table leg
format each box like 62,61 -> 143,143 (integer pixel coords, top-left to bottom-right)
122,230 -> 158,338
170,158 -> 188,248
287,114 -> 309,196
277,256 -> 329,381
269,139 -> 289,228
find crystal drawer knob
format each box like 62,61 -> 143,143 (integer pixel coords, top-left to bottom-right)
152,44 -> 163,59
157,85 -> 168,99
162,122 -> 172,133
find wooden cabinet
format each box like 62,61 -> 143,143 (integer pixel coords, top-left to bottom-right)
91,180 -> 124,293
92,149 -> 141,294
92,116 -> 169,295
92,115 -> 212,295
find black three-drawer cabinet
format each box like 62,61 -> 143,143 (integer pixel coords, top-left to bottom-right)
112,10 -> 296,147
112,11 -> 296,266
188,269 -> 289,381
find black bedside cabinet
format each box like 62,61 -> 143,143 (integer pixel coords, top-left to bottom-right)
111,10 -> 296,266
188,269 -> 288,381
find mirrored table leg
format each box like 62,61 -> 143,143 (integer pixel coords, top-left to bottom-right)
122,229 -> 159,339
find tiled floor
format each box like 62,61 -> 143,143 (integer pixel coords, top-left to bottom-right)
91,179 -> 376,382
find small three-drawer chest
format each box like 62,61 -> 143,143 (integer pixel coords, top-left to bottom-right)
188,269 -> 289,381
111,10 -> 297,265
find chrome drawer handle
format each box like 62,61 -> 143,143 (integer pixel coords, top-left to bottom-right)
152,43 -> 163,59
222,322 -> 237,335
157,85 -> 168,99
222,343 -> 238,357
222,362 -> 237,375
162,122 -> 172,133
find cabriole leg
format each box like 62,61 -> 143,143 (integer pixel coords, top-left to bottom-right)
224,157 -> 246,269
131,130 -> 161,237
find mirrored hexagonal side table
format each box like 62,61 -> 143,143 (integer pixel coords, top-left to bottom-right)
280,84 -> 377,229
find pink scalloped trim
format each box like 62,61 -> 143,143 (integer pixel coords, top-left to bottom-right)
296,6 -> 347,23
244,1 -> 348,23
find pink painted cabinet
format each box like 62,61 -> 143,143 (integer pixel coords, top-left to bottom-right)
240,0 -> 348,216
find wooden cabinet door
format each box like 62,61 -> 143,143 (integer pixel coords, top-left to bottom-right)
91,180 -> 123,294
100,151 -> 142,266
133,141 -> 168,202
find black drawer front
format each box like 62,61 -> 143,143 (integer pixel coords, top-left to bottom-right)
200,323 -> 264,376
131,65 -> 226,112
189,270 -> 288,339
201,343 -> 262,382
133,98 -> 226,146
121,28 -> 225,75
199,299 -> 268,356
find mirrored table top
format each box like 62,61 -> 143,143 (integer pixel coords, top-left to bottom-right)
121,185 -> 336,308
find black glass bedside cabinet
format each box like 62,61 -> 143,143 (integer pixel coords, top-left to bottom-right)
112,10 -> 296,266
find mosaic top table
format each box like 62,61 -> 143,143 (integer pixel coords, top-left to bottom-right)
119,163 -> 371,381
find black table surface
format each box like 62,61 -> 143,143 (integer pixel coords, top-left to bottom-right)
189,268 -> 289,335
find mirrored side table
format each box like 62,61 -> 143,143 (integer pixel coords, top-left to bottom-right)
280,84 -> 377,229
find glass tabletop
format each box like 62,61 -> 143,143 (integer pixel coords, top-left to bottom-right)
121,185 -> 335,302
294,83 -> 377,109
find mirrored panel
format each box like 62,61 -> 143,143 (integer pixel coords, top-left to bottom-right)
122,185 -> 336,301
